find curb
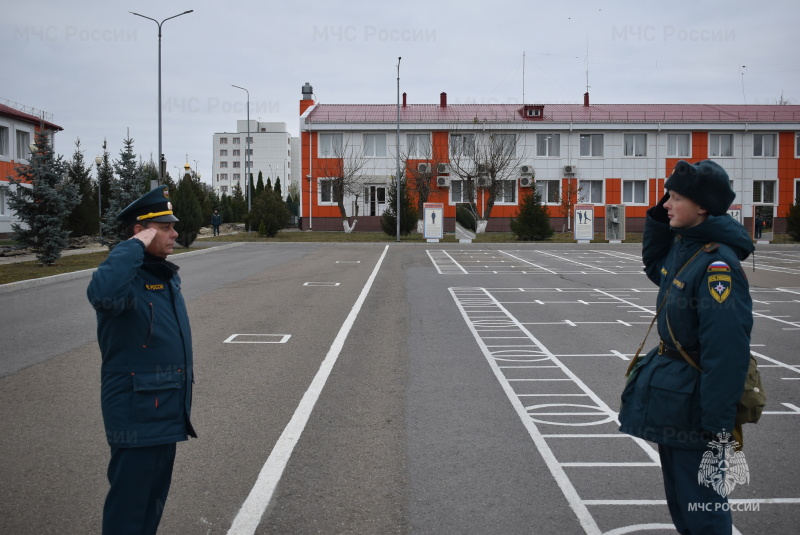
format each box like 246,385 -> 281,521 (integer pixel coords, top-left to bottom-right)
0,243 -> 243,295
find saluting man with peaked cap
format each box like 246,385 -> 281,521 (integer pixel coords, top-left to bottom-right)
88,185 -> 196,535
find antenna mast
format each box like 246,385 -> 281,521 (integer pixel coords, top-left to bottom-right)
522,51 -> 526,105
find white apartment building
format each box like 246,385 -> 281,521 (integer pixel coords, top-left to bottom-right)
212,121 -> 297,198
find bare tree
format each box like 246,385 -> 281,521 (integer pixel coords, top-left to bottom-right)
315,134 -> 369,233
399,146 -> 448,233
447,130 -> 529,233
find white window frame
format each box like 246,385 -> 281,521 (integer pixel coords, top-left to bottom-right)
667,133 -> 691,157
623,134 -> 647,157
709,133 -> 733,157
752,180 -> 776,204
536,134 -> 560,157
0,125 -> 9,159
449,179 -> 476,204
753,133 -> 777,157
0,186 -> 6,215
450,133 -> 475,157
579,133 -> 603,157
535,180 -> 560,205
794,178 -> 800,203
578,179 -> 604,204
495,180 -> 518,205
319,133 -> 343,158
319,177 -> 340,205
622,180 -> 647,204
363,133 -> 387,157
219,161 -> 228,168
795,133 -> 800,158
407,133 -> 431,159
219,137 -> 228,144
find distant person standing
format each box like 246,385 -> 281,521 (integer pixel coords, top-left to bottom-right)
754,214 -> 763,239
211,209 -> 222,236
87,186 -> 197,535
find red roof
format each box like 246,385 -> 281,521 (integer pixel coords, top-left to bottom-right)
0,103 -> 63,132
306,103 -> 800,125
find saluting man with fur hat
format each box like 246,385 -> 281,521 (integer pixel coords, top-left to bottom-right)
87,186 -> 197,535
619,160 -> 754,534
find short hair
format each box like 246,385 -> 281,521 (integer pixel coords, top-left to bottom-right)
123,220 -> 151,239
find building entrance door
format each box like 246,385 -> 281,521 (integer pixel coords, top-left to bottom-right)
365,185 -> 387,216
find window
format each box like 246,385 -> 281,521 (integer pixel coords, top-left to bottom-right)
0,126 -> 8,157
796,133 -> 800,157
319,133 -> 343,158
450,133 -> 475,157
0,187 -> 5,215
495,180 -> 517,204
753,134 -> 776,157
709,134 -> 733,157
233,137 -> 240,144
579,134 -> 603,157
578,180 -> 603,204
219,173 -> 228,180
667,134 -> 691,157
232,149 -> 240,156
220,186 -> 228,194
752,181 -> 776,204
622,180 -> 646,204
232,161 -> 240,168
536,134 -> 560,157
319,178 -> 341,204
219,161 -> 228,168
795,179 -> 800,203
220,137 -> 228,144
492,134 -> 516,157
407,134 -> 431,159
220,149 -> 228,156
233,173 -> 240,181
16,130 -> 31,160
535,180 -> 560,204
624,134 -> 646,157
363,133 -> 387,157
450,180 -> 475,203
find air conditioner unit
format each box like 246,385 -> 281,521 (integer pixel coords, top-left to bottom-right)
564,164 -> 577,174
477,176 -> 493,188
417,163 -> 431,173
519,164 -> 533,175
519,176 -> 533,187
437,162 -> 448,174
477,163 -> 488,173
436,175 -> 451,188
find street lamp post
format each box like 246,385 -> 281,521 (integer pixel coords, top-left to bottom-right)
130,9 -> 193,186
231,84 -> 251,212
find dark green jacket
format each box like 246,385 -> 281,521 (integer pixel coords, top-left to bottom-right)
87,239 -> 196,448
619,212 -> 753,449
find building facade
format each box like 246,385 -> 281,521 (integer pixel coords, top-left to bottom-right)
0,100 -> 62,236
298,85 -> 800,236
211,120 -> 297,199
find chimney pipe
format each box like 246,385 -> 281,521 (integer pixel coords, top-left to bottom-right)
440,92 -> 447,107
583,92 -> 590,107
402,92 -> 407,107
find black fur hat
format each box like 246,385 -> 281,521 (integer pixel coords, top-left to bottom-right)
664,160 -> 735,216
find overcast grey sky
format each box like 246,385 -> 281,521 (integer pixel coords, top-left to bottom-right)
3,0 -> 798,185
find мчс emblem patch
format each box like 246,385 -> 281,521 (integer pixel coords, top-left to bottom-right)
708,274 -> 732,303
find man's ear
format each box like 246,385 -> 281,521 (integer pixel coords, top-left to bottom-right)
133,223 -> 146,234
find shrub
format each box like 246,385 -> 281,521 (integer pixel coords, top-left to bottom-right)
510,189 -> 554,241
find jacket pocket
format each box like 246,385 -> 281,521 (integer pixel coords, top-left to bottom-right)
646,371 -> 697,431
131,371 -> 182,423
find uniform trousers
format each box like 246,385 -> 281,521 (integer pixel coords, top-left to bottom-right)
103,443 -> 177,535
659,444 -> 731,535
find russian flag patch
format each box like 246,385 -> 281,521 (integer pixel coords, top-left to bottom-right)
708,261 -> 731,273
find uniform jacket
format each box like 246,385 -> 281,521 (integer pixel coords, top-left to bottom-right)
619,211 -> 753,449
211,213 -> 222,226
87,239 -> 196,448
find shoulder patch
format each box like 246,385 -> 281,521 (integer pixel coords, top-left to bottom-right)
661,267 -> 668,277
708,274 -> 732,303
708,261 -> 731,273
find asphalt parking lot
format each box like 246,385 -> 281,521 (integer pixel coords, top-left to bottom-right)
1,242 -> 798,534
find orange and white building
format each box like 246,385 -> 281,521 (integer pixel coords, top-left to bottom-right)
0,100 -> 63,236
298,84 -> 800,236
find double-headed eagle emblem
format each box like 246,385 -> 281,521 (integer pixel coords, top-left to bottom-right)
698,430 -> 750,497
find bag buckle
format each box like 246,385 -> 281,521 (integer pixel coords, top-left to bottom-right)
658,340 -> 665,355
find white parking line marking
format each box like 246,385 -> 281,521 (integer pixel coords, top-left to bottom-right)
227,245 -> 389,535
224,334 -> 291,344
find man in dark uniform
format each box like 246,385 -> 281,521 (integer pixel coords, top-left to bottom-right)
88,186 -> 197,535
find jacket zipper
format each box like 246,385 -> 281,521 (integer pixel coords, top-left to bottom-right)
143,302 -> 154,348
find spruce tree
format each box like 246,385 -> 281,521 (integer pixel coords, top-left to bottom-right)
173,171 -> 203,247
101,137 -> 145,248
95,149 -> 114,240
248,189 -> 291,238
510,188 -> 554,241
274,177 -> 282,199
381,177 -> 418,236
6,130 -> 80,265
256,171 -> 264,196
64,139 -> 99,237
